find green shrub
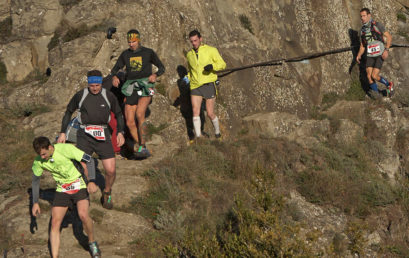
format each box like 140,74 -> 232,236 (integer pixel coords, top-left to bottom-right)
146,122 -> 168,138
239,14 -> 254,34
346,220 -> 368,256
322,92 -> 340,110
155,83 -> 166,96
62,23 -> 89,42
398,30 -> 409,42
345,78 -> 366,101
165,165 -> 321,257
397,12 -> 407,22
0,60 -> 7,84
59,0 -> 83,12
48,30 -> 61,50
0,17 -> 12,42
62,22 -> 112,43
0,113 -> 34,194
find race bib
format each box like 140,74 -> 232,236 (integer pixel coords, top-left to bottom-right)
367,43 -> 381,56
148,88 -> 155,96
85,125 -> 106,141
61,178 -> 81,194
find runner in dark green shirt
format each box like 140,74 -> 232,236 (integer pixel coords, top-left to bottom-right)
111,29 -> 165,159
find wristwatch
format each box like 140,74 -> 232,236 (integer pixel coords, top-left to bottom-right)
385,48 -> 390,51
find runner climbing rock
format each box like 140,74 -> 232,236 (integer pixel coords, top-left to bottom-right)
356,8 -> 394,98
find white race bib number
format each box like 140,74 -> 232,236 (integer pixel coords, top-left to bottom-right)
367,43 -> 381,55
61,178 -> 81,194
85,125 -> 106,141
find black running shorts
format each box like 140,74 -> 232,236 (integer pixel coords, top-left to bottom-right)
191,82 -> 216,99
125,88 -> 139,105
77,127 -> 115,159
366,56 -> 383,69
53,188 -> 89,207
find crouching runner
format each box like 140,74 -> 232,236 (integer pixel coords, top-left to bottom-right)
31,136 -> 101,258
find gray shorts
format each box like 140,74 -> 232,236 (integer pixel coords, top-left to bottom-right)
366,56 -> 383,69
191,82 -> 216,99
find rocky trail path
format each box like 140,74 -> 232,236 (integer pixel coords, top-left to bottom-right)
1,141 -> 180,257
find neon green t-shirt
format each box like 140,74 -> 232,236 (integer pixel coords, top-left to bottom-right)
32,143 -> 86,192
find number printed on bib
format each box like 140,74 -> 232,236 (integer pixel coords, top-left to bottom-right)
61,178 -> 81,194
85,125 -> 106,141
367,43 -> 381,55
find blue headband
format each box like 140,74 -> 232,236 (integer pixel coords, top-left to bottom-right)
88,76 -> 103,84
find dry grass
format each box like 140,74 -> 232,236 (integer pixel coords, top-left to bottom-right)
124,132 -> 405,255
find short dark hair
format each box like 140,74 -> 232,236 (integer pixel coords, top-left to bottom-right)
360,8 -> 370,14
189,29 -> 201,38
87,70 -> 103,77
33,136 -> 51,154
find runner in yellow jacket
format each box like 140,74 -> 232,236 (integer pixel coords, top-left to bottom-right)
186,29 -> 226,140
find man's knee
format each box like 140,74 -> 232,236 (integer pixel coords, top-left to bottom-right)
207,112 -> 216,120
126,118 -> 136,128
136,113 -> 145,122
51,217 -> 62,230
103,160 -> 116,177
77,210 -> 89,222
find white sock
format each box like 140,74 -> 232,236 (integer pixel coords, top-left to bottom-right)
212,117 -> 220,135
193,116 -> 201,137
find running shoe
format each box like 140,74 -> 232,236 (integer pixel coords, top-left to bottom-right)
135,146 -> 151,159
102,191 -> 113,209
388,81 -> 394,97
89,241 -> 101,258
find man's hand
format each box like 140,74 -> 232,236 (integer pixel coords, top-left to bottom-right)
87,182 -> 98,194
57,133 -> 66,143
356,55 -> 362,64
148,73 -> 157,83
382,49 -> 389,60
204,64 -> 213,72
117,132 -> 125,147
112,76 -> 120,87
32,203 -> 41,217
182,76 -> 189,84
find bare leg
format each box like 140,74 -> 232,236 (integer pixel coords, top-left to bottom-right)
76,199 -> 94,242
191,95 -> 203,137
125,104 -> 139,144
366,67 -> 374,84
371,68 -> 381,82
135,97 -> 152,146
205,97 -> 216,120
101,158 -> 116,193
50,206 -> 68,258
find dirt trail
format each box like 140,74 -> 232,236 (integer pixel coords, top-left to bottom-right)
2,142 -> 180,257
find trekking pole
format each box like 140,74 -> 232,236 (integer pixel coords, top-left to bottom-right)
217,43 -> 409,77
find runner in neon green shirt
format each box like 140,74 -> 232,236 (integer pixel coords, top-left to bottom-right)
31,136 -> 101,258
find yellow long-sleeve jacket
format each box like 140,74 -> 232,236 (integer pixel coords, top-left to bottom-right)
186,44 -> 226,90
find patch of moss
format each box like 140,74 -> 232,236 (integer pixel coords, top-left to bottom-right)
0,60 -> 7,84
0,17 -> 12,42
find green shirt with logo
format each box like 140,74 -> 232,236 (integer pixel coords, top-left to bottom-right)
32,143 -> 86,192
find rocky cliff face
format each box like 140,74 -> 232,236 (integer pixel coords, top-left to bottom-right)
1,0 -> 409,256
1,0 -> 408,124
